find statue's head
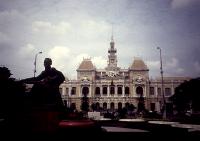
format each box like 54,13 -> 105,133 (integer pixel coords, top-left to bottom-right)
44,58 -> 52,69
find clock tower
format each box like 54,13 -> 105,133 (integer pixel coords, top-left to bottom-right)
106,35 -> 118,70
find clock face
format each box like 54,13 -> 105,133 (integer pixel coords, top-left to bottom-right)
135,75 -> 143,83
82,76 -> 89,81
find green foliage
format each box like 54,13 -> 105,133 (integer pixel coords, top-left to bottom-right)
137,96 -> 145,113
91,103 -> 96,111
170,77 -> 200,113
81,94 -> 89,112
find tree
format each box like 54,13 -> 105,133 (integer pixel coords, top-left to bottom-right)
170,77 -> 200,114
0,67 -> 27,132
91,103 -> 96,111
81,87 -> 89,112
129,104 -> 136,111
137,96 -> 145,113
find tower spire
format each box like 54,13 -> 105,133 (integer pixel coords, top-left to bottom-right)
107,23 -> 117,69
111,23 -> 114,42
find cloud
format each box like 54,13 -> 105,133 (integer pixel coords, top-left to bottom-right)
30,19 -> 111,52
30,17 -> 110,79
171,0 -> 200,9
69,53 -> 92,79
48,47 -> 93,79
147,57 -> 185,77
32,21 -> 71,35
73,53 -> 107,70
0,9 -> 27,30
48,46 -> 77,79
80,20 -> 110,38
48,46 -> 70,69
0,32 -> 9,43
165,57 -> 178,68
74,53 -> 91,66
176,68 -> 184,74
194,61 -> 200,72
47,47 -> 108,79
146,60 -> 160,69
18,43 -> 37,59
0,9 -> 21,21
163,57 -> 186,76
0,0 -> 199,80
92,56 -> 107,69
32,20 -> 110,40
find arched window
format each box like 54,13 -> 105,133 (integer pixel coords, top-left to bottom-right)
66,88 -> 69,95
136,86 -> 143,95
118,102 -> 122,110
95,87 -> 100,95
103,86 -> 107,95
71,87 -> 76,95
150,87 -> 154,95
157,87 -> 161,95
103,102 -> 107,110
165,88 -> 171,96
110,86 -> 115,95
82,87 -> 89,96
125,87 -> 129,95
110,102 -> 115,110
117,86 -> 122,95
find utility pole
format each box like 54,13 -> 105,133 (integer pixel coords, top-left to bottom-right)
157,47 -> 166,119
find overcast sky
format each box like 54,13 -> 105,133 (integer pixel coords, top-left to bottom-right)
0,0 -> 200,80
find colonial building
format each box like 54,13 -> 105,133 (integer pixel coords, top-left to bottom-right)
60,37 -> 190,113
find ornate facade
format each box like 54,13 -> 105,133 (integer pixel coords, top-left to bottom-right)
60,37 -> 190,113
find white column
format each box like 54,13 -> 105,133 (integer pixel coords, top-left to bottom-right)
144,86 -> 147,98
115,102 -> 117,109
79,86 -> 82,97
122,101 -> 125,108
100,85 -> 103,97
156,102 -> 161,112
132,85 -> 137,97
62,87 -> 66,96
69,87 -> 71,97
122,86 -> 125,97
107,101 -> 110,109
89,86 -> 92,97
155,85 -> 158,97
107,86 -> 110,97
171,80 -> 174,95
115,85 -> 117,97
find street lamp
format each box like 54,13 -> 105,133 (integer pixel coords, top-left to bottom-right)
157,47 -> 167,119
34,51 -> 42,77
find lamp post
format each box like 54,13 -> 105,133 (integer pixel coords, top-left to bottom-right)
34,51 -> 42,77
157,47 -> 166,119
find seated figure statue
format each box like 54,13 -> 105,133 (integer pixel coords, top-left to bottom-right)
21,58 -> 65,133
